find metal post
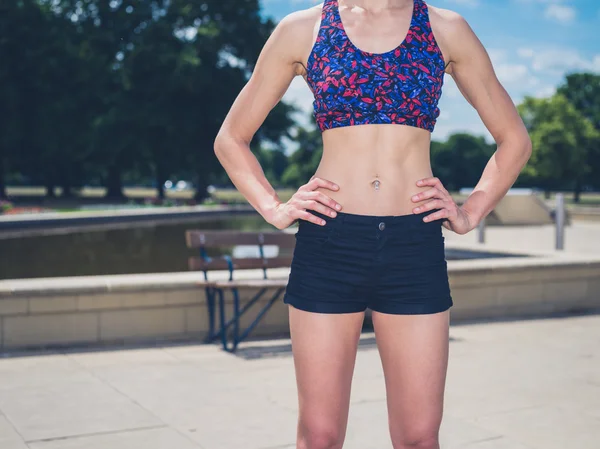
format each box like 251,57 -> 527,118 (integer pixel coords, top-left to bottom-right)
555,193 -> 565,250
477,217 -> 485,244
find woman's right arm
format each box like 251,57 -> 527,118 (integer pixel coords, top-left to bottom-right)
214,9 -> 342,230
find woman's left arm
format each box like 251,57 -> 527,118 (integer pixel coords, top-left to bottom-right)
413,10 -> 532,234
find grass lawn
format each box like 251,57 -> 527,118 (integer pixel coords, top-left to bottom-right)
4,186 -> 600,211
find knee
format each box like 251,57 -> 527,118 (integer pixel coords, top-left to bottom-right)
393,431 -> 439,449
298,421 -> 344,449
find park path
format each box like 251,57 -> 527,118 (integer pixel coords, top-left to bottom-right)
444,220 -> 600,255
0,313 -> 599,449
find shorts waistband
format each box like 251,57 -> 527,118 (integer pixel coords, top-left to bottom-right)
311,209 -> 441,230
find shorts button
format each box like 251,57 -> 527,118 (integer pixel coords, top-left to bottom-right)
378,222 -> 385,231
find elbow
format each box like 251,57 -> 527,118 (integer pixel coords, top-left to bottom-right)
213,129 -> 249,167
213,131 -> 227,158
521,133 -> 532,163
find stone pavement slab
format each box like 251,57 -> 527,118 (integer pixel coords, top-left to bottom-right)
27,427 -> 201,449
0,416 -> 28,449
0,313 -> 599,449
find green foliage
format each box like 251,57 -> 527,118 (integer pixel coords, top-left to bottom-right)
518,94 -> 599,198
281,127 -> 323,187
557,73 -> 600,130
431,133 -> 495,191
1,2 -> 599,203
557,73 -> 600,191
0,0 -> 294,200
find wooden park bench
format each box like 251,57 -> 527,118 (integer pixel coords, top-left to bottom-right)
185,229 -> 296,352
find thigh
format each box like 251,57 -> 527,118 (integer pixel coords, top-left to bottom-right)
289,305 -> 365,434
372,310 -> 450,441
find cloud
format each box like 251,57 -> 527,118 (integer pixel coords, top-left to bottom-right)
512,0 -> 577,24
544,4 -> 576,23
519,48 -> 600,75
533,85 -> 556,98
487,48 -> 539,87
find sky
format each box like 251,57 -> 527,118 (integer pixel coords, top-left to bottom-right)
260,0 -> 600,143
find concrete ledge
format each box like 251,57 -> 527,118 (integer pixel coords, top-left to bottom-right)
1,256 -> 599,351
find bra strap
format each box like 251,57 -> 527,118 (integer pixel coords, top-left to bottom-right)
322,0 -> 338,23
413,0 -> 433,33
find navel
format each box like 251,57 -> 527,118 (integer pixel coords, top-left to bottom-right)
372,177 -> 381,191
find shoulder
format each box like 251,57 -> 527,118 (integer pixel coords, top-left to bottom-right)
273,4 -> 323,39
266,4 -> 324,65
426,3 -> 481,66
427,3 -> 471,37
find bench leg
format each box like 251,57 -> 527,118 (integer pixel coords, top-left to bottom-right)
216,287 -> 286,352
237,287 -> 284,343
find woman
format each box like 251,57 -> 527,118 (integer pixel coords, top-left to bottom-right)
214,0 -> 531,447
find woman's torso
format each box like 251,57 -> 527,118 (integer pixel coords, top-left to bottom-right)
295,0 -> 449,216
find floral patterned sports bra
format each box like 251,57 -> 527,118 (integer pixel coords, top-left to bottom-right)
305,0 -> 446,133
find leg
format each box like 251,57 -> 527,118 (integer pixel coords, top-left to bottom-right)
372,310 -> 450,449
289,305 -> 365,449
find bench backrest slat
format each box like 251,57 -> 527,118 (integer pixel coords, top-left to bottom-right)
185,230 -> 296,249
185,229 -> 296,275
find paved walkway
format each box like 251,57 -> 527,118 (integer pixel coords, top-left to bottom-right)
444,221 -> 600,255
0,313 -> 599,449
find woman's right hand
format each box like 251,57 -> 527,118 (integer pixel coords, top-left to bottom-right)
268,177 -> 342,230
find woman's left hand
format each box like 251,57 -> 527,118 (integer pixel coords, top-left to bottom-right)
411,177 -> 477,235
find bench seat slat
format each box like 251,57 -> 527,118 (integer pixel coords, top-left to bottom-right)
212,278 -> 289,288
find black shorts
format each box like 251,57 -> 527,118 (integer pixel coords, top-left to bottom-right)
283,210 -> 453,314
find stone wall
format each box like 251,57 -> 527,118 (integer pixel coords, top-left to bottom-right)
1,257 -> 599,350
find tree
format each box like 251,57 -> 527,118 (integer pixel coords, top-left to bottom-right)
0,0 -> 89,198
518,94 -> 599,201
557,73 -> 600,191
4,0 -> 295,201
431,133 -> 495,191
255,146 -> 289,186
281,126 -> 323,187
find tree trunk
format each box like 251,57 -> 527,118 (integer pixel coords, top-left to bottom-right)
105,163 -> 125,199
60,171 -> 73,198
155,166 -> 166,201
573,179 -> 582,204
0,154 -> 6,200
152,132 -> 168,202
193,176 -> 209,202
45,179 -> 56,198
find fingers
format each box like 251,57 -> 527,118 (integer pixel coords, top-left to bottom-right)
416,177 -> 450,196
306,176 -> 340,192
423,208 -> 450,222
300,199 -> 338,219
411,187 -> 447,204
413,177 -> 457,222
292,209 -> 327,226
306,190 -> 342,211
413,199 -> 445,214
289,177 -> 343,226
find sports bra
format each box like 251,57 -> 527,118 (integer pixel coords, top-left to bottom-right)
305,0 -> 446,133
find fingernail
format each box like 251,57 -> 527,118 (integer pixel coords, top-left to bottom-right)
334,184 -> 339,189
321,220 -> 326,225
414,207 -> 421,212
335,204 -> 342,210
412,195 -> 419,201
330,211 -> 336,217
